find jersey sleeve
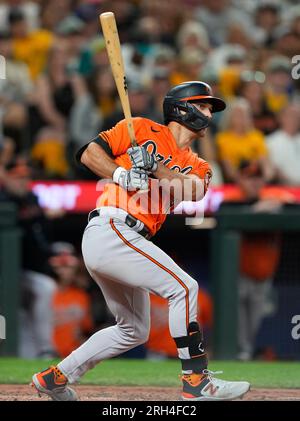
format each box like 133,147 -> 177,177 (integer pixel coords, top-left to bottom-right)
99,118 -> 145,157
189,158 -> 212,194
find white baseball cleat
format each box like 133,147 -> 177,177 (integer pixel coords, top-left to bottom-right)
181,369 -> 250,401
31,366 -> 78,401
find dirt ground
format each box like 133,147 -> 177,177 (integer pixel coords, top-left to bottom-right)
0,384 -> 299,401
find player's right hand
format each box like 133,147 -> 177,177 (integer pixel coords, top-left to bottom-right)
127,146 -> 158,173
113,166 -> 149,191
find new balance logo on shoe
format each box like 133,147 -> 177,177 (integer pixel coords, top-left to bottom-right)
203,383 -> 219,396
181,370 -> 250,401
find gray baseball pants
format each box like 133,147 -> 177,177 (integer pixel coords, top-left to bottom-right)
58,210 -> 199,383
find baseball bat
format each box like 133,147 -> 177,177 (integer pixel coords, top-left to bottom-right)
99,12 -> 137,147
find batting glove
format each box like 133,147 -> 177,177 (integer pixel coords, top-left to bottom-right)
127,146 -> 158,173
113,166 -> 149,191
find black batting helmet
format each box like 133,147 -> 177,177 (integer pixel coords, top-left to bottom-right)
163,81 -> 226,131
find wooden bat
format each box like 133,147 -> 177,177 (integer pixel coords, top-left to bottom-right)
99,12 -> 137,147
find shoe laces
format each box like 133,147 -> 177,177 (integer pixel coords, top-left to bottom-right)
52,366 -> 67,384
202,369 -> 223,379
202,369 -> 234,388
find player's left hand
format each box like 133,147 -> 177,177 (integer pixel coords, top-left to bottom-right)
127,146 -> 158,173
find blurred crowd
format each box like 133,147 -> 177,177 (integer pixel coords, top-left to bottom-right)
0,0 -> 299,185
1,0 -> 300,360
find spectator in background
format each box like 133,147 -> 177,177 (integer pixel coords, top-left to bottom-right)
67,69 -> 108,177
196,0 -> 253,47
86,66 -> 118,120
49,242 -> 93,358
106,0 -> 139,43
273,23 -> 300,59
0,158 -> 56,358
68,72 -> 104,151
253,1 -> 281,47
40,0 -> 73,32
74,3 -> 99,41
149,45 -> 177,86
86,37 -> 109,70
290,6 -> 300,38
0,32 -> 31,152
267,102 -> 300,185
9,8 -> 54,81
264,55 -> 294,114
147,69 -> 171,125
140,0 -> 182,46
237,71 -> 278,135
0,0 -> 40,33
217,47 -> 248,100
172,48 -> 205,85
216,98 -> 273,182
226,21 -> 254,51
101,80 -> 159,130
55,14 -> 87,70
130,15 -> 163,57
0,136 -> 15,168
176,20 -> 210,55
31,127 -> 69,178
29,42 -> 75,141
221,160 -> 294,361
0,32 -> 33,103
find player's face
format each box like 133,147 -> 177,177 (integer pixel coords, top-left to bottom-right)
193,102 -> 213,119
172,102 -> 213,148
54,265 -> 77,284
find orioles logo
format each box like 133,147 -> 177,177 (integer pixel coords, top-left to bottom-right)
142,140 -> 193,175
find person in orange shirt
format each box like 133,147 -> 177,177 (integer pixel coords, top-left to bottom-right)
32,81 -> 250,401
49,243 -> 93,358
222,160 -> 294,361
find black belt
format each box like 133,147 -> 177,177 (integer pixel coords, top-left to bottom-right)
88,209 -> 151,240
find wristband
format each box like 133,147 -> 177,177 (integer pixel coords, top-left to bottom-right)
112,166 -> 126,184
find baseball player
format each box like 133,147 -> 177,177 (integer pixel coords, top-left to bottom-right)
31,81 -> 250,401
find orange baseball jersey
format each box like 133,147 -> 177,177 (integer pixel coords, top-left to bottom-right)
52,286 -> 93,357
96,117 -> 212,236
